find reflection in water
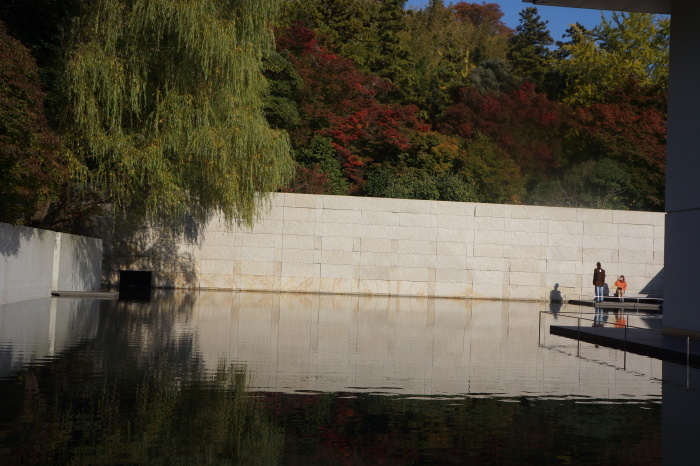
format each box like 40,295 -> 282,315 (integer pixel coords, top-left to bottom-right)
0,360 -> 282,464
187,292 -> 661,399
0,291 -> 683,463
593,307 -> 606,327
0,297 -> 99,377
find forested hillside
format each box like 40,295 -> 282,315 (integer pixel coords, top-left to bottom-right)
271,0 -> 668,211
0,0 -> 668,232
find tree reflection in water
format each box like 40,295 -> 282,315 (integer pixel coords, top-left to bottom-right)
0,291 -> 665,464
0,355 -> 282,464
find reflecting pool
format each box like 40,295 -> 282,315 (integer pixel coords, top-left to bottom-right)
0,291 -> 698,464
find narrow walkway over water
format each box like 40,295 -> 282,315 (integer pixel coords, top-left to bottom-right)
551,324 -> 700,365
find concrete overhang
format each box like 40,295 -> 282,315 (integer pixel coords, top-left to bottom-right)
522,1 -> 670,14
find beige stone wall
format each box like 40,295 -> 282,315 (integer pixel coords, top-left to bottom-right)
106,193 -> 665,301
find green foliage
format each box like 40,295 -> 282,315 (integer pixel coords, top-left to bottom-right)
281,0 -> 380,68
468,58 -> 522,94
460,133 -> 525,204
295,136 -> 349,195
0,20 -> 73,225
65,0 -> 293,227
452,1 -> 512,63
400,1 -> 509,118
529,159 -> 631,209
0,0 -> 671,232
274,4 -> 667,212
368,0 -> 415,100
403,131 -> 464,174
507,7 -> 553,92
364,165 -> 477,202
362,131 -> 478,201
557,13 -> 670,105
263,50 -> 302,129
435,171 -> 479,202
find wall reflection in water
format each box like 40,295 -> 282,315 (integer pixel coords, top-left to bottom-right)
128,290 -> 661,400
0,297 -> 99,377
0,291 -> 663,400
0,291 -> 686,463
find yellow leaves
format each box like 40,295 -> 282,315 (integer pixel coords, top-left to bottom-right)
558,12 -> 668,106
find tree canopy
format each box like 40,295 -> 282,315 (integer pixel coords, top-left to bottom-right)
271,3 -> 667,211
1,2 -> 669,230
558,12 -> 670,105
64,0 -> 293,227
0,20 -> 73,225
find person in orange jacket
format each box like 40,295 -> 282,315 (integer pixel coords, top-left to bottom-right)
614,275 -> 627,299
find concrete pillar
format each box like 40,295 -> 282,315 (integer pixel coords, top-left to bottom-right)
663,1 -> 700,336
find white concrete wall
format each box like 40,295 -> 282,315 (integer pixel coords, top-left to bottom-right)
0,223 -> 103,304
107,194 -> 664,301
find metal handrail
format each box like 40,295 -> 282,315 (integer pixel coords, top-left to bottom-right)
539,310 -> 700,383
552,310 -> 660,334
585,295 -> 663,301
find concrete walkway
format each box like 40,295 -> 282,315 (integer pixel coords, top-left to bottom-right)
51,291 -> 118,299
550,324 -> 700,365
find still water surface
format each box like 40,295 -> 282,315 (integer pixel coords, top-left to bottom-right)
0,291 -> 691,464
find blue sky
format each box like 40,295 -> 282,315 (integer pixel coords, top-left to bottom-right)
405,1 -> 610,41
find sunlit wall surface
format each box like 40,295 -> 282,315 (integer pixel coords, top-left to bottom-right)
106,194 -> 665,301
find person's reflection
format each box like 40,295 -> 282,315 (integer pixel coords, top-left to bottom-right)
613,309 -> 627,328
549,284 -> 563,315
593,307 -> 606,327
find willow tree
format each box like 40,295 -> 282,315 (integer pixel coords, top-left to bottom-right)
66,0 -> 293,227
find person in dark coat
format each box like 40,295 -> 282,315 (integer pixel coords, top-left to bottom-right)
593,262 -> 606,302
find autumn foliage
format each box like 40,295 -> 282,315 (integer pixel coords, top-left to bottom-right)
439,83 -> 567,180
0,21 -> 70,225
0,1 -> 669,229
268,4 -> 667,210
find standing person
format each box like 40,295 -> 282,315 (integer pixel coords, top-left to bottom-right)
614,275 -> 627,300
593,262 -> 606,302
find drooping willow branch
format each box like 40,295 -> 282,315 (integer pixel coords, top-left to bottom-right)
66,0 -> 293,227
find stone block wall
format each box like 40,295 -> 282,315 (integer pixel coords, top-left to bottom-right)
106,193 -> 665,301
0,223 -> 103,304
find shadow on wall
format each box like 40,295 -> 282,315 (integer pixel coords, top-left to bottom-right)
549,284 -> 563,314
66,234 -> 102,291
0,223 -> 46,257
549,283 -> 563,302
640,267 -> 664,297
103,212 -> 206,289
